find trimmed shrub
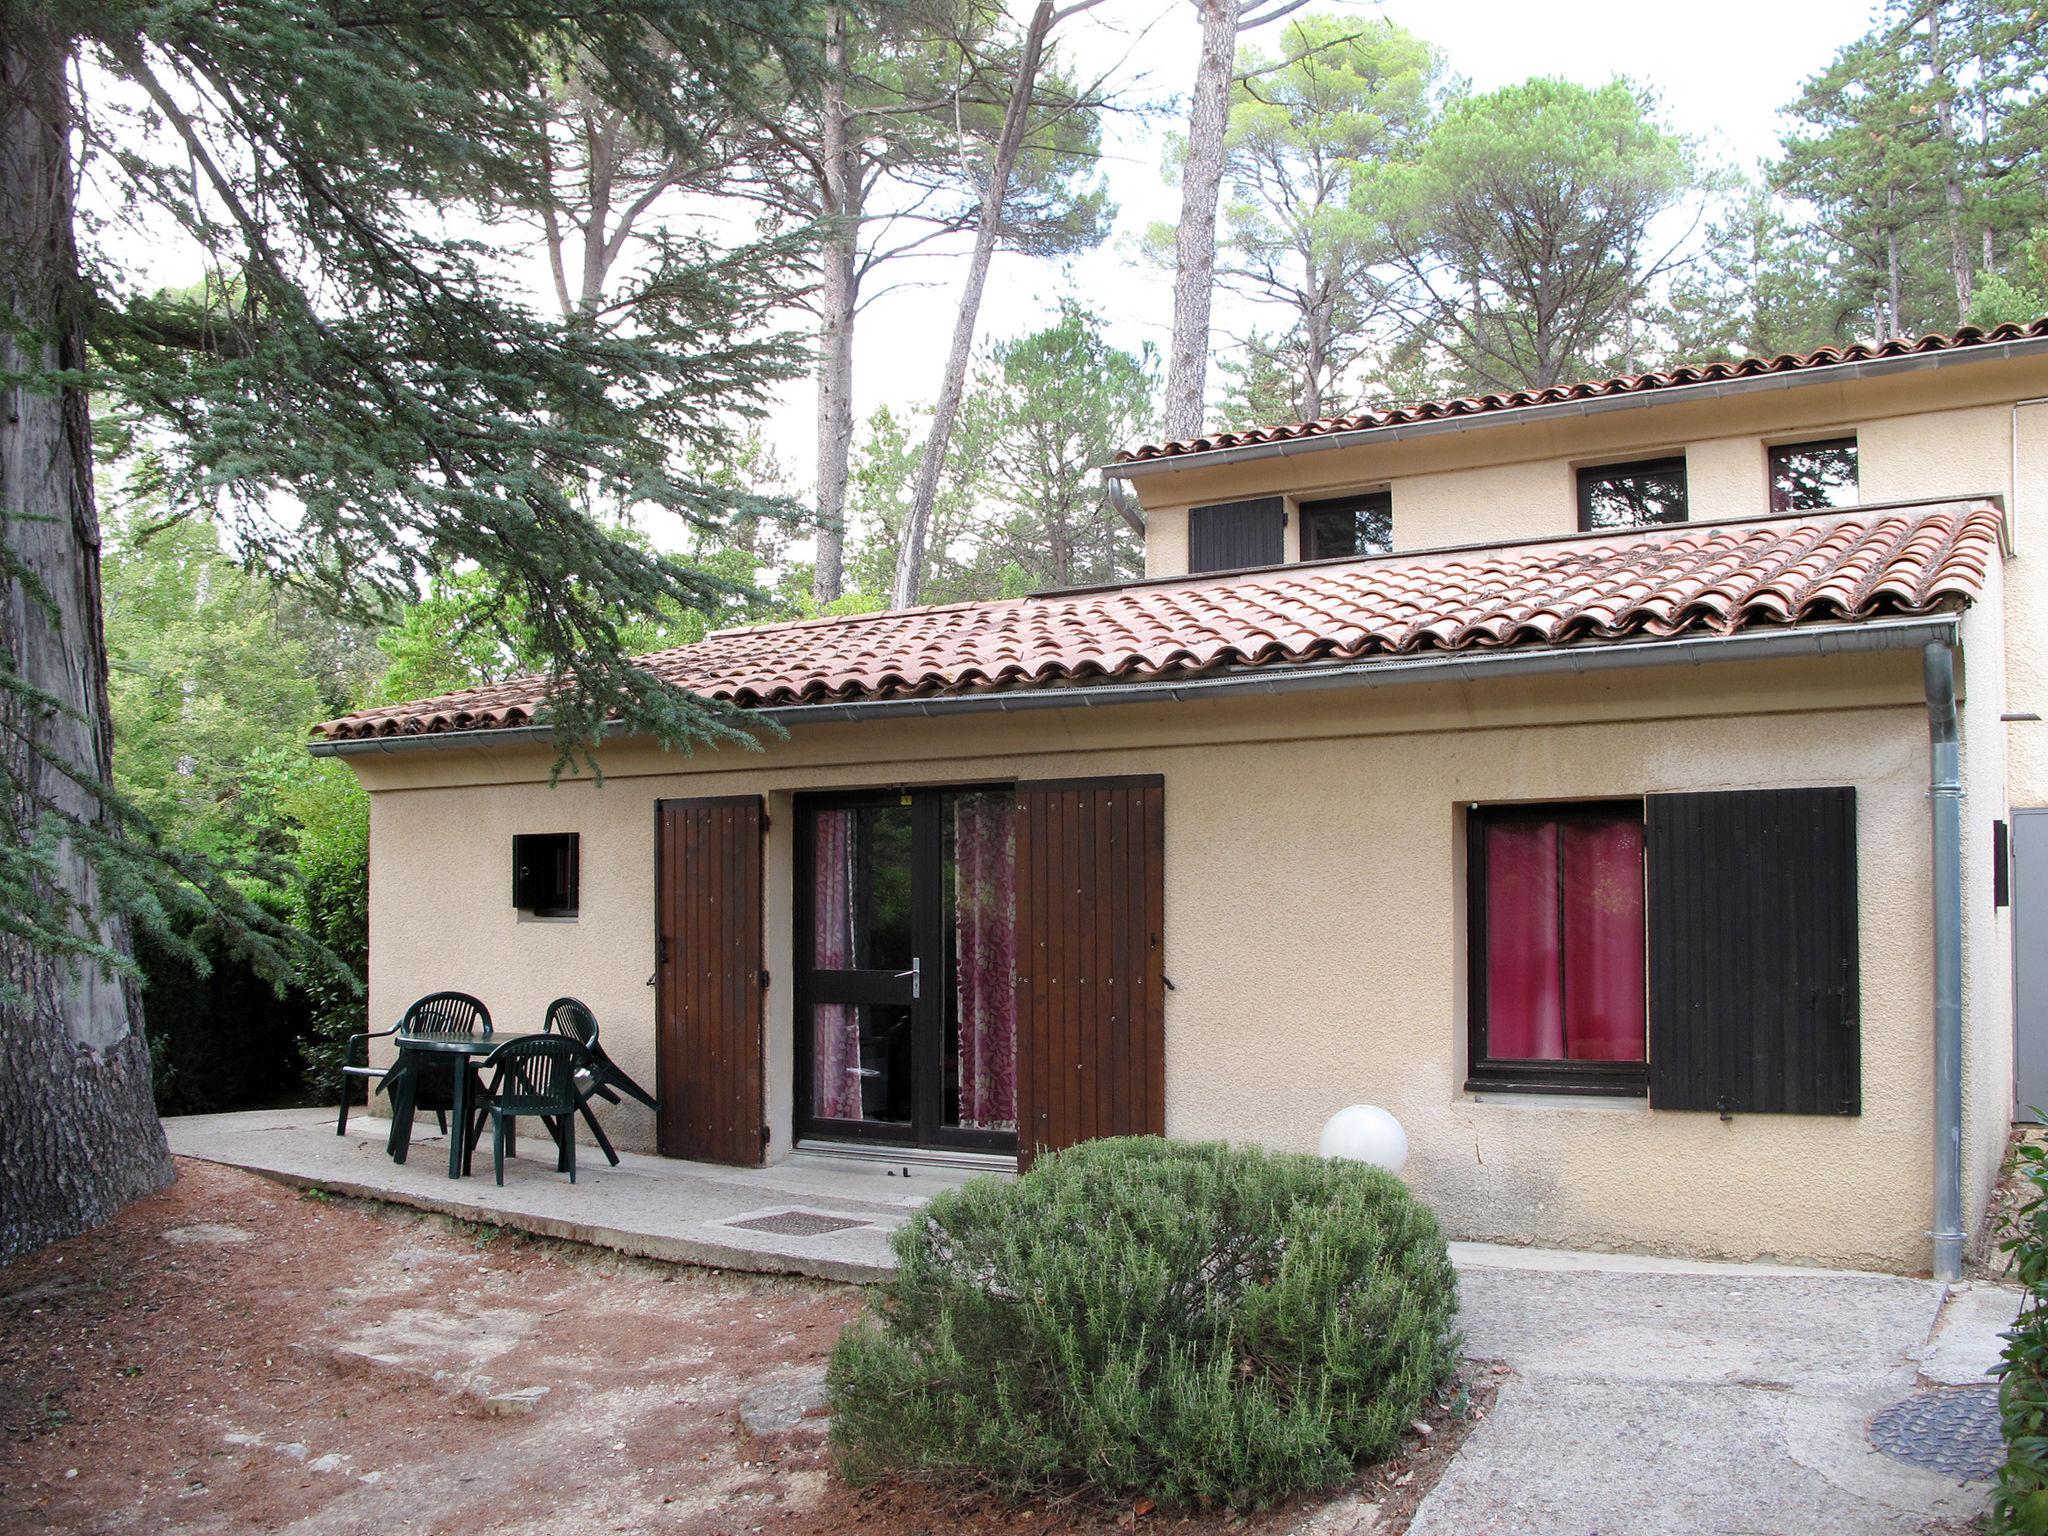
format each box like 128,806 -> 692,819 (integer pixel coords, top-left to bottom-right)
827,1136 -> 1460,1509
1996,1134 -> 2048,1532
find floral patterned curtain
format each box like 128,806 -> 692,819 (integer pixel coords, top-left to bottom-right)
812,810 -> 863,1119
953,792 -> 1016,1130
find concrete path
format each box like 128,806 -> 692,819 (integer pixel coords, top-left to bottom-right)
1411,1255 -> 2017,1534
171,1109 -> 2022,1532
164,1107 -> 974,1281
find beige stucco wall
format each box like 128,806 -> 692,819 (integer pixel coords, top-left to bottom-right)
350,646 -> 2003,1273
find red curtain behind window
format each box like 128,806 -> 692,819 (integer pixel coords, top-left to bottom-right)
1561,820 -> 1646,1061
1485,821 -> 1563,1058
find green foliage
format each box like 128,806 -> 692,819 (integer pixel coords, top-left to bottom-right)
253,750 -> 370,1081
1374,76 -> 1700,390
827,1136 -> 1460,1510
1777,0 -> 2048,339
1971,235 -> 2048,328
955,303 -> 1153,593
846,305 -> 1153,602
1996,1134 -> 2048,1531
133,888 -> 311,1115
1214,15 -> 1443,420
4,1 -> 826,1039
57,1 -> 822,770
102,507 -> 367,866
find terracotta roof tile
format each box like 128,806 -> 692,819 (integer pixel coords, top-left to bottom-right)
1113,320 -> 2048,465
312,504 -> 2004,742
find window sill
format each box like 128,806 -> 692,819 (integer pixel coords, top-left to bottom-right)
1461,1087 -> 1649,1112
516,912 -> 580,925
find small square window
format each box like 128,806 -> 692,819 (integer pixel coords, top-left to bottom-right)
1769,437 -> 1858,513
1299,491 -> 1393,560
1577,457 -> 1688,531
513,832 -> 579,918
1468,803 -> 1647,1096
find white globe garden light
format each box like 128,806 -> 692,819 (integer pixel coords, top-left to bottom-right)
1318,1104 -> 1409,1174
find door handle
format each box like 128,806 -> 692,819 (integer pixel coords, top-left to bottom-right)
893,957 -> 921,1000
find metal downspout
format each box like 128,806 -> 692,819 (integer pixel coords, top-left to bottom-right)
1925,640 -> 1966,1282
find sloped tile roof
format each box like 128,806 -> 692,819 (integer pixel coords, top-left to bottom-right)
313,504 -> 2002,742
1113,319 -> 2048,465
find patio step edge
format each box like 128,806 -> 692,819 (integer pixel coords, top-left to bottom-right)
197,1158 -> 891,1285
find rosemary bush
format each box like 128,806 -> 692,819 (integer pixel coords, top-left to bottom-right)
827,1135 -> 1460,1509
1997,1134 -> 2048,1532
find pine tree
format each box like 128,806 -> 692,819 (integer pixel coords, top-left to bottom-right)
0,0 -> 818,1260
1215,14 -> 1442,422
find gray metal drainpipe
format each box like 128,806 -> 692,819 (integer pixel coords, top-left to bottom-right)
1925,640 -> 1966,1283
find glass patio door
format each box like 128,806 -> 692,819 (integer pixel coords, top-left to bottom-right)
795,788 -> 1018,1155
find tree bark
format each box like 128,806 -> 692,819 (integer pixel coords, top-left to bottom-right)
890,0 -> 1072,610
810,1 -> 855,605
1162,0 -> 1238,442
1,20 -> 173,1264
1926,2 -> 1972,321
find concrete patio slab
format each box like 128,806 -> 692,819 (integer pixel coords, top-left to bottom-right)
1413,1265 -> 2008,1535
163,1107 -> 980,1282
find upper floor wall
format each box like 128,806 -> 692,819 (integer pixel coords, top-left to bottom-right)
1123,350 -> 2048,578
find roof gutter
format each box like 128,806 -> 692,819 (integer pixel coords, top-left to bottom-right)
308,613 -> 1960,758
1104,335 -> 2048,481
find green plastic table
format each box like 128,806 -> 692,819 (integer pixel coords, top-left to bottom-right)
390,1029 -> 548,1179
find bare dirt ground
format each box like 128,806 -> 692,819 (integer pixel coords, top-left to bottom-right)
1,1159 -> 1485,1536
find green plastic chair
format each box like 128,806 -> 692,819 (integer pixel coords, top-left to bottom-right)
379,992 -> 492,1169
473,1034 -> 586,1186
337,990 -> 490,1138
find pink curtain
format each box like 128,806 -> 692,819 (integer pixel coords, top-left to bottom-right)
1485,821 -> 1564,1059
812,810 -> 863,1119
953,793 -> 1016,1130
1562,820 -> 1646,1060
1485,816 -> 1646,1063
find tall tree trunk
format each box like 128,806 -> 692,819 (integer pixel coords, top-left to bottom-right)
1,21 -> 173,1264
810,1 -> 855,605
890,0 -> 1073,610
1885,215 -> 1902,340
1162,0 -> 1237,442
1299,292 -> 1328,422
1926,2 -> 1972,320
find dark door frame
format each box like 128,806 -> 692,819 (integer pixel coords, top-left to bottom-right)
792,785 -> 1017,1157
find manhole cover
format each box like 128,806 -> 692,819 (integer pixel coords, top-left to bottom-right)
1868,1385 -> 2002,1481
725,1209 -> 871,1238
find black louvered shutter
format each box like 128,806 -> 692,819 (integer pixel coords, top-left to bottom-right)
1646,788 -> 1859,1115
1187,497 -> 1285,573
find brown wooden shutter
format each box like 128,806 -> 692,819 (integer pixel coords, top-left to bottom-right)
1645,788 -> 1860,1116
1187,497 -> 1285,573
655,796 -> 766,1164
1013,776 -> 1165,1167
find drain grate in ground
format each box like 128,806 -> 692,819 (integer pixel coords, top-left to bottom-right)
724,1209 -> 873,1238
1868,1384 -> 2002,1481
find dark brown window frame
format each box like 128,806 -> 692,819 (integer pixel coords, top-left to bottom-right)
1466,801 -> 1650,1098
512,831 -> 580,918
1575,455 -> 1689,532
1299,489 -> 1393,561
1767,436 -> 1859,513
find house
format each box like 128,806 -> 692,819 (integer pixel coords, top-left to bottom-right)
311,318 -> 2048,1277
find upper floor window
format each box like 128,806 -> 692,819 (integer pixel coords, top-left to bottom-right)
1578,456 -> 1688,531
1300,491 -> 1393,561
1769,437 -> 1859,513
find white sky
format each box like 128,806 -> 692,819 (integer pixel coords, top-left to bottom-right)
782,0 -> 1880,486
